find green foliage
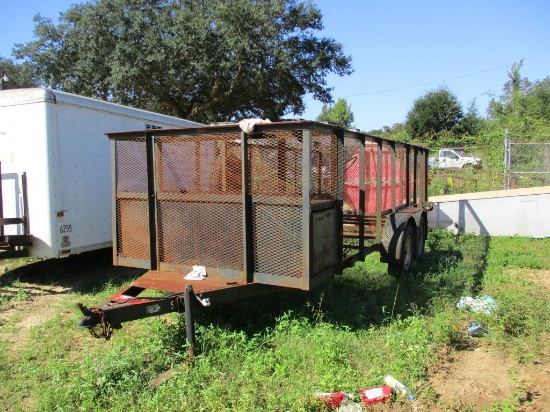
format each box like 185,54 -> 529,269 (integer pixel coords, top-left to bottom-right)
428,168 -> 504,196
487,60 -> 550,140
0,57 -> 39,89
316,98 -> 355,129
377,62 -> 547,193
405,86 -> 465,139
13,0 -> 352,123
1,233 -> 549,411
458,99 -> 484,136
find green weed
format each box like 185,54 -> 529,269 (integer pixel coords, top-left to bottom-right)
0,233 -> 548,411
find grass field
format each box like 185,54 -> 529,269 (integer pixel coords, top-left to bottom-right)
1,229 -> 549,411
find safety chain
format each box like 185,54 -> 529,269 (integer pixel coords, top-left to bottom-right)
87,308 -> 113,341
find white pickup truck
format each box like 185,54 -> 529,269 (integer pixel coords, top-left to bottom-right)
429,148 -> 481,169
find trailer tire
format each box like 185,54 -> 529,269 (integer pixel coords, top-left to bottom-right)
388,224 -> 414,275
415,217 -> 426,259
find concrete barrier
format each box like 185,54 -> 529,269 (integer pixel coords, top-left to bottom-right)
428,186 -> 550,238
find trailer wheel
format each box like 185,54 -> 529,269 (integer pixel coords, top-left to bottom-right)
415,217 -> 426,259
389,224 -> 414,275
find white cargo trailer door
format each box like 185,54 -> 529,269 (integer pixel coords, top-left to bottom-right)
1,95 -> 52,256
0,171 -> 22,235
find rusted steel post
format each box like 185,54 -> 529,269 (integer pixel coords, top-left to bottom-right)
146,132 -> 159,269
358,134 -> 366,258
376,139 -> 383,239
184,284 -> 196,358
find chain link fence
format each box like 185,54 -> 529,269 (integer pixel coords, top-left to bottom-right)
428,139 -> 550,196
504,137 -> 550,189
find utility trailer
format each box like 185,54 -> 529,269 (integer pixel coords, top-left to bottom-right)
0,88 -> 201,259
77,121 -> 431,349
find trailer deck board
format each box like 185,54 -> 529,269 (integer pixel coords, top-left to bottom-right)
128,270 -> 247,294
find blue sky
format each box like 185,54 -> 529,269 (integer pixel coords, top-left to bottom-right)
1,1 -> 549,131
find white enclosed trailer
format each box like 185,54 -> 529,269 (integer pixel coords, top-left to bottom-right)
0,88 -> 201,258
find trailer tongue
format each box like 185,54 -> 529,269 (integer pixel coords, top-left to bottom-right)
77,121 -> 431,350
77,272 -> 283,346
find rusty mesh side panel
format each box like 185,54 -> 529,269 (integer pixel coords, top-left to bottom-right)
409,149 -> 417,205
249,130 -> 304,278
416,149 -> 427,203
115,139 -> 150,260
311,131 -> 340,202
343,136 -> 363,214
155,134 -> 243,270
395,145 -> 408,208
365,142 -> 381,215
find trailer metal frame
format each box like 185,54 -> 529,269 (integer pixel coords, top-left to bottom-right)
77,121 -> 431,353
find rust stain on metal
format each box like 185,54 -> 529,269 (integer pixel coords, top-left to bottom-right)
129,270 -> 247,294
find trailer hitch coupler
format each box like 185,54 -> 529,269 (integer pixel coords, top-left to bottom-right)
76,303 -> 101,328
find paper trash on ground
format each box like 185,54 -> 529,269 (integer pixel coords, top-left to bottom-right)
457,295 -> 496,314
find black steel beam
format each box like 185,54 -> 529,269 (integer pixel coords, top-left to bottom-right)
98,297 -> 178,325
146,132 -> 159,270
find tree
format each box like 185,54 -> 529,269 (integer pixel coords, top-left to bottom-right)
13,0 -> 352,123
316,98 -> 354,129
458,99 -> 484,136
487,60 -> 550,139
0,57 -> 39,89
405,87 -> 463,139
488,60 -> 532,121
528,78 -> 550,121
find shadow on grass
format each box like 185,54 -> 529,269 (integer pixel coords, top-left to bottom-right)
0,248 -> 147,295
1,230 -> 492,347
192,230 -> 493,338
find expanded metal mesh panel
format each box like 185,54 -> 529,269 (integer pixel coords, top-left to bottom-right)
395,145 -> 408,207
364,142 -> 380,215
252,204 -> 303,277
115,139 -> 148,193
343,136 -> 363,213
249,130 -> 303,278
117,198 -> 149,259
344,139 -> 393,215
115,139 -> 150,260
409,149 -> 417,204
248,130 -> 303,196
311,131 -> 339,202
155,134 -> 243,269
417,150 -> 427,203
158,200 -> 242,269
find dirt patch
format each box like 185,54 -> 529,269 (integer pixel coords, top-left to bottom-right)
507,269 -> 550,289
430,343 -> 511,409
427,269 -> 550,411
428,339 -> 549,411
0,283 -> 73,350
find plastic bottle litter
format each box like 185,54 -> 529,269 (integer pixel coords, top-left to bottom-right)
359,386 -> 392,405
314,391 -> 353,407
384,375 -> 416,400
468,321 -> 490,337
338,401 -> 363,411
